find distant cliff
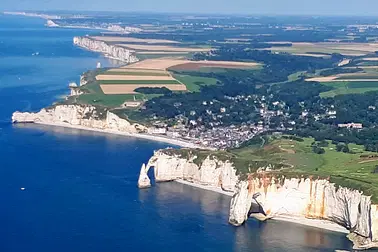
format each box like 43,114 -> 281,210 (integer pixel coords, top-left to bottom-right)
140,151 -> 378,250
12,104 -> 146,133
73,37 -> 139,63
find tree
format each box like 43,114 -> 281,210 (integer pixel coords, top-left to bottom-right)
336,143 -> 349,153
312,145 -> 325,154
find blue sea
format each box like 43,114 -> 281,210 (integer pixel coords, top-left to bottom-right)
0,14 -> 353,252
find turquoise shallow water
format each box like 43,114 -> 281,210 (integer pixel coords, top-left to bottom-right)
0,14 -> 353,251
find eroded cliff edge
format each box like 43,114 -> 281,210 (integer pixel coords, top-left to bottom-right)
12,104 -> 146,133
73,36 -> 139,63
140,150 -> 378,250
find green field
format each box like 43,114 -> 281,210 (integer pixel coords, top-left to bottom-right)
173,74 -> 219,92
161,135 -> 378,202
320,81 -> 378,97
76,93 -> 144,107
167,136 -> 378,202
135,53 -> 189,60
72,70 -> 163,108
102,71 -> 170,76
98,80 -> 181,85
265,45 -> 370,56
264,137 -> 378,203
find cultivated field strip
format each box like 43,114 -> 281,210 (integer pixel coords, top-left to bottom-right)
116,44 -> 211,52
100,84 -> 187,94
89,36 -> 179,44
96,75 -> 175,81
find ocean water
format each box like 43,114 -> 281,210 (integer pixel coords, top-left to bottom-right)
0,14 -> 353,252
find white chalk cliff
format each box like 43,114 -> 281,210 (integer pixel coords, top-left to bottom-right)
142,150 -> 238,192
12,104 -> 146,133
73,36 -> 139,63
140,151 -> 378,250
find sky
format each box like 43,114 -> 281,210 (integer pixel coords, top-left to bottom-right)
2,0 -> 378,16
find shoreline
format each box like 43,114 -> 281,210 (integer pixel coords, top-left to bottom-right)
175,179 -> 234,196
174,179 -> 349,234
24,121 -> 203,148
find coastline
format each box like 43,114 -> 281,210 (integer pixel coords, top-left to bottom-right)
174,179 -> 349,234
175,179 -> 234,196
27,121 -> 203,148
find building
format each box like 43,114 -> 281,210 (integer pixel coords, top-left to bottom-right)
122,96 -> 142,108
338,123 -> 363,129
122,101 -> 141,108
148,128 -> 167,134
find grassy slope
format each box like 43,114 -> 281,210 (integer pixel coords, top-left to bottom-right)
268,137 -> 378,203
165,136 -> 378,202
173,74 -> 219,92
75,71 -> 152,108
320,81 -> 378,97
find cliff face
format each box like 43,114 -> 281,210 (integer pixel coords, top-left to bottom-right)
142,150 -> 238,192
139,151 -> 378,249
229,176 -> 378,250
73,37 -> 139,63
12,105 -> 146,133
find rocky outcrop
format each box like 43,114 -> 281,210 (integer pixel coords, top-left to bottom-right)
138,163 -> 151,188
12,104 -> 146,133
229,176 -> 378,250
143,150 -> 238,192
229,181 -> 253,226
79,75 -> 87,86
73,36 -> 139,63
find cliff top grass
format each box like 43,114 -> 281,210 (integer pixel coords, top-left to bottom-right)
68,69 -> 162,108
161,135 -> 378,202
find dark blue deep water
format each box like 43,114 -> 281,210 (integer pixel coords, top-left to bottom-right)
0,14 -> 353,252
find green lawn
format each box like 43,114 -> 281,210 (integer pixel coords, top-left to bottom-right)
172,74 -> 219,92
76,93 -> 144,107
98,80 -> 180,84
320,81 -> 378,97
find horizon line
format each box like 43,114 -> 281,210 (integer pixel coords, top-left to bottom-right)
2,9 -> 378,18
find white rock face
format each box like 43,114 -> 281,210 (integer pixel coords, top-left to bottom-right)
12,105 -> 146,133
46,20 -> 59,27
138,163 -> 151,189
140,151 -> 378,249
73,37 -> 139,63
229,181 -> 253,226
144,150 -> 238,192
229,176 -> 378,249
80,75 -> 87,86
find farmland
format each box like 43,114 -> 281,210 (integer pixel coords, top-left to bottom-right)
71,57 -> 263,106
89,36 -> 179,44
117,44 -> 211,52
263,42 -> 378,56
168,61 -> 261,71
173,74 -> 219,92
100,84 -> 187,94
